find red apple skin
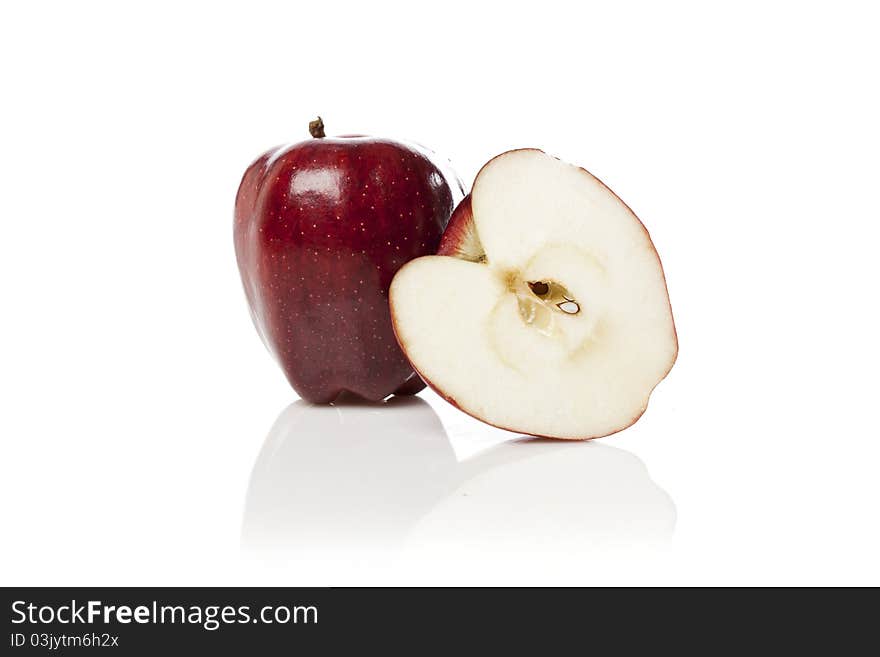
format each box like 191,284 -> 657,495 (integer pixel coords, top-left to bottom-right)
235,132 -> 460,403
437,194 -> 475,258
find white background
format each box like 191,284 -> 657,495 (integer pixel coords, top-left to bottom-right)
1,1 -> 878,586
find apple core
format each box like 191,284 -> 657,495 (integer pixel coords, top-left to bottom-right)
514,277 -> 582,336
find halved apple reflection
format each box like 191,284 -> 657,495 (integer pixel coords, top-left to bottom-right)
242,396 -> 675,562
404,436 -> 676,559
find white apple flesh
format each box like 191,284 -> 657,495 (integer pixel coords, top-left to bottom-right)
389,149 -> 677,440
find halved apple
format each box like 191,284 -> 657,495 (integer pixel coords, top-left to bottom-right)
389,149 -> 677,440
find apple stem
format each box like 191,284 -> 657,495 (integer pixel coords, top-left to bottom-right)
309,116 -> 326,139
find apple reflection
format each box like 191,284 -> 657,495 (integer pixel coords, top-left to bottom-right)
241,397 -> 675,565
242,395 -> 456,557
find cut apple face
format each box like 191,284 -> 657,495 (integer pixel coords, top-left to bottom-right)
390,149 -> 677,440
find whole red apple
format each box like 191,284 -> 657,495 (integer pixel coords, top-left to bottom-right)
234,118 -> 461,403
